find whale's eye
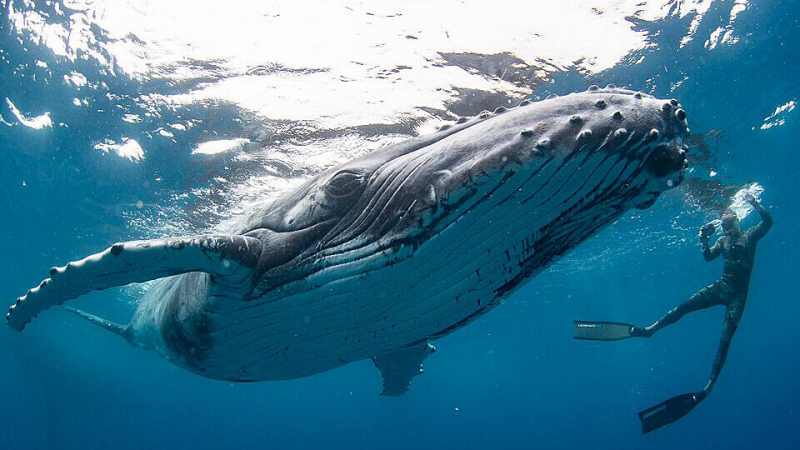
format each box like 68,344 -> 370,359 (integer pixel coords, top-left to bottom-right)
325,170 -> 365,198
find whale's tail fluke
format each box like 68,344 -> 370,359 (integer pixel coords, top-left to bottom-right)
64,306 -> 128,339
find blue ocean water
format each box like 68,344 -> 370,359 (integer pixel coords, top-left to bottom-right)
1,1 -> 798,449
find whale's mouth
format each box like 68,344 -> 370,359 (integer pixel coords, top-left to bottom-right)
645,141 -> 689,179
634,139 -> 688,210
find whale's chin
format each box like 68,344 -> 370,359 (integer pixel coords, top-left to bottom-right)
635,193 -> 660,210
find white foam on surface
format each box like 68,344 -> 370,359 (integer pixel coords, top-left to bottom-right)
191,138 -> 250,156
94,138 -> 146,162
5,98 -> 53,130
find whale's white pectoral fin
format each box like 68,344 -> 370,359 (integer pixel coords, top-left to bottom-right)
372,342 -> 436,396
6,235 -> 262,331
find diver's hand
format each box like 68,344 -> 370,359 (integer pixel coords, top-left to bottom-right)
745,193 -> 758,206
699,223 -> 715,239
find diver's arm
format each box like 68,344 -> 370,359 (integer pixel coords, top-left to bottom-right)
699,224 -> 721,261
746,195 -> 773,242
701,238 -> 721,261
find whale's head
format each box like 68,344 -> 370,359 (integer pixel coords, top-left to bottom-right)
242,86 -> 688,283
378,86 -> 690,218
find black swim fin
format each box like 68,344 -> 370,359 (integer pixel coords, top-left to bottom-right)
638,391 -> 706,434
573,321 -> 637,341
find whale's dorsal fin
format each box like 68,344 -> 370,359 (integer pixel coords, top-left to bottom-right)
371,342 -> 436,396
6,235 -> 262,331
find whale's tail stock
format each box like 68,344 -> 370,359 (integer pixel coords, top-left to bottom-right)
6,234 -> 263,332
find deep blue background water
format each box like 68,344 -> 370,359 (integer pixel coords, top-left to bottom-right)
1,1 -> 798,449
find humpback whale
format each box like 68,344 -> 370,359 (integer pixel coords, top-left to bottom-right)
7,86 -> 689,395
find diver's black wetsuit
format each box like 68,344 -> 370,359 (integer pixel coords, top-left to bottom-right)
636,198 -> 773,393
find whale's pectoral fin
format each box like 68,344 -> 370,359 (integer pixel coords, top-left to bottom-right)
371,342 -> 436,396
7,235 -> 262,331
65,306 -> 128,338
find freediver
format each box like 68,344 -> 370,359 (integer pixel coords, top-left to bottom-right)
573,194 -> 773,433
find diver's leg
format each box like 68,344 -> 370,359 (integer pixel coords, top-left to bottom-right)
703,300 -> 745,394
636,281 -> 725,338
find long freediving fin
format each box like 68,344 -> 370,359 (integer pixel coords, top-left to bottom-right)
7,234 -> 262,331
573,320 -> 638,341
372,342 -> 436,396
638,391 -> 706,434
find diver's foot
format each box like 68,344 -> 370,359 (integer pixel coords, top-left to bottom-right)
630,326 -> 654,338
702,379 -> 715,397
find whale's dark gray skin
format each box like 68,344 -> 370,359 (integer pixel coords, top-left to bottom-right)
7,86 -> 689,395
